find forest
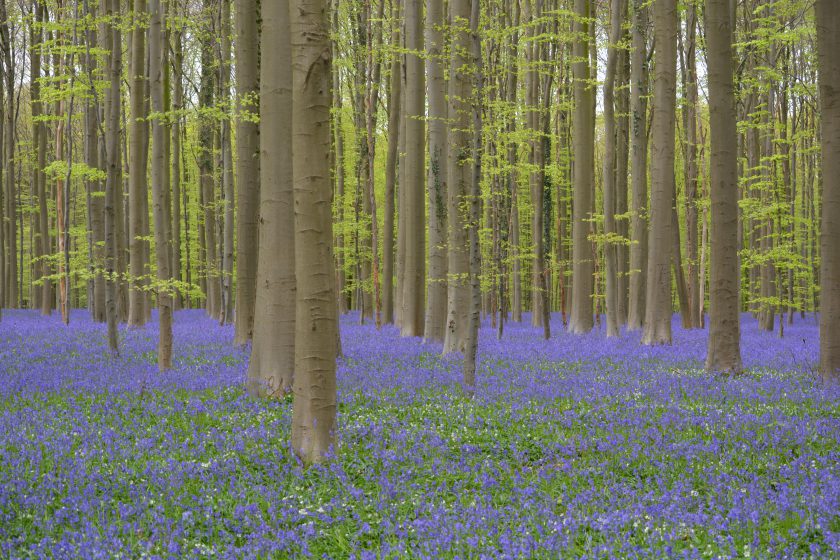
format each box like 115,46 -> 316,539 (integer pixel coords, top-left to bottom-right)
0,0 -> 839,556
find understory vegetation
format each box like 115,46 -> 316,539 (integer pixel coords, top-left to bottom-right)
1,311 -> 837,558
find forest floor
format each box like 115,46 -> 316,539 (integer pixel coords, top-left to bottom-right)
0,309 -> 838,558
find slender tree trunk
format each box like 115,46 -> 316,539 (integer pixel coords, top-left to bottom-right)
642,0 -> 676,345
569,0 -> 594,334
199,0 -> 220,319
442,0 -> 473,354
382,4 -> 400,325
0,0 -> 16,310
424,0 -> 448,341
103,0 -> 121,351
128,0 -> 147,326
615,41 -> 630,326
627,0 -> 648,330
232,0 -> 259,338
247,0 -> 296,398
464,0 -> 481,392
601,0 -> 625,337
289,0 -> 338,464
219,0 -> 235,325
816,0 -> 840,383
681,4 -> 701,328
149,0 -> 172,369
171,29 -> 184,310
402,0 -> 425,337
704,0 -> 741,373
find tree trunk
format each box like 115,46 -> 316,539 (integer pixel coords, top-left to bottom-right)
816,0 -> 840,383
704,0 -> 741,373
199,0 -> 220,319
627,0 -> 648,330
171,29 -> 184,310
681,4 -> 701,328
128,0 -> 147,327
382,4 -> 400,324
219,0 -> 235,325
289,0 -> 338,464
569,0 -> 594,334
642,0 -> 676,345
601,0 -> 625,337
149,0 -> 173,369
103,0 -> 122,352
442,0 -> 473,354
402,0 -> 425,337
247,0 -> 296,398
423,0 -> 447,342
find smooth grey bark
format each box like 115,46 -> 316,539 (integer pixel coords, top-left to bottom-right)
401,0 -> 425,337
627,0 -> 648,331
642,0 -> 676,345
382,4 -> 400,325
442,0 -> 473,354
289,0 -> 339,464
816,0 -> 840,383
247,0 -> 295,398
569,0 -> 594,334
705,0 -> 741,373
423,0 -> 448,342
127,0 -> 148,327
602,0 -> 625,337
149,0 -> 173,369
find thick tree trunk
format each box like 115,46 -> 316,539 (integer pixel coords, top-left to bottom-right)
247,0 -> 296,398
627,0 -> 648,330
642,0 -> 676,345
402,0 -> 425,337
569,0 -> 594,334
704,0 -> 741,373
289,0 -> 338,464
442,0 -> 473,354
816,0 -> 840,383
0,0 -> 17,310
423,0 -> 448,342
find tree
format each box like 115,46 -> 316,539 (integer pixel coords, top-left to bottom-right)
149,0 -> 173,369
443,0 -> 473,354
402,0 -> 425,337
601,0 -> 626,337
569,0 -> 594,334
424,0 -> 447,342
704,0 -> 740,374
128,0 -> 148,327
103,0 -> 122,352
233,0 -> 260,344
816,0 -> 840,383
289,0 -> 339,463
382,1 -> 400,325
246,0 -> 295,398
627,0 -> 648,331
642,0 -> 676,346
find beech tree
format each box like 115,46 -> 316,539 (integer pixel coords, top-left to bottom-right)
246,0 -> 295,398
816,0 -> 840,383
705,0 -> 741,374
289,0 -> 339,463
642,0 -> 676,346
